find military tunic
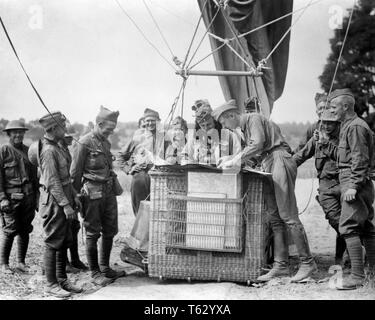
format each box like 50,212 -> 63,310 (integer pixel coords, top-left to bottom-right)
322,114 -> 375,237
293,133 -> 341,231
0,143 -> 38,236
39,137 -> 74,249
70,131 -> 118,238
239,113 -> 300,228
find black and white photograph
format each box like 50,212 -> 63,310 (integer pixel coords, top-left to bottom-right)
0,0 -> 375,304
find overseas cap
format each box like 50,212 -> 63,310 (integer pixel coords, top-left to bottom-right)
328,88 -> 354,101
314,93 -> 328,105
3,119 -> 28,132
96,105 -> 120,123
39,111 -> 66,131
212,99 -> 238,121
143,108 -> 160,121
320,109 -> 339,122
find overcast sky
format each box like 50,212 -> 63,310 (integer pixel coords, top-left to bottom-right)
0,0 -> 355,125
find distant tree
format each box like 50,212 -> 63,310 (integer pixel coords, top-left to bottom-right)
319,0 -> 375,117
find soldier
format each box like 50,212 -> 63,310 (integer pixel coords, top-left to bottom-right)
293,109 -> 347,265
58,129 -> 88,272
320,89 -> 375,289
118,108 -> 165,216
37,111 -> 83,298
212,99 -> 317,283
70,106 -> 125,287
294,93 -> 327,153
0,120 -> 38,274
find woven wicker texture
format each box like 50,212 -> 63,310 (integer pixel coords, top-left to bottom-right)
148,166 -> 267,283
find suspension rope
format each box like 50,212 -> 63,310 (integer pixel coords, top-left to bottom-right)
181,0 -> 209,69
148,0 -> 195,27
219,4 -> 249,64
164,80 -> 186,126
186,5 -> 221,69
114,0 -> 176,71
234,0 -> 323,42
0,14 -> 97,151
261,0 -> 312,66
142,0 -> 175,59
188,42 -> 227,70
300,0 -> 356,215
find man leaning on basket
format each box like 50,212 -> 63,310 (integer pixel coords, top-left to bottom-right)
212,99 -> 317,283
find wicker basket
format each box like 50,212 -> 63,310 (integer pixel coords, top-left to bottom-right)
148,165 -> 267,283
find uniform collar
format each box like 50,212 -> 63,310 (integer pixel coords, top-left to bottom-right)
341,113 -> 357,128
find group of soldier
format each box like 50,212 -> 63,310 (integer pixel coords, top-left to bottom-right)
0,87 -> 374,298
0,106 -> 125,298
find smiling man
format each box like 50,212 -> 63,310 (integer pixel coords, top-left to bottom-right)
0,120 -> 38,275
320,88 -> 375,290
70,105 -> 126,287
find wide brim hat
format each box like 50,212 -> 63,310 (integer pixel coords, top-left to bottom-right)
211,99 -> 238,121
320,110 -> 339,122
3,120 -> 29,132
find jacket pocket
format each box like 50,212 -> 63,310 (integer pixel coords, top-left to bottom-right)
3,160 -> 18,180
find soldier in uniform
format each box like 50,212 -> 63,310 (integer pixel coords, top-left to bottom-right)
0,120 -> 38,274
320,89 -> 375,289
58,129 -> 88,272
294,93 -> 327,153
118,108 -> 165,216
212,100 -> 317,283
293,109 -> 347,265
70,106 -> 125,287
37,111 -> 83,297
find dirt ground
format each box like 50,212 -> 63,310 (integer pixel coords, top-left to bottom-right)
0,178 -> 375,300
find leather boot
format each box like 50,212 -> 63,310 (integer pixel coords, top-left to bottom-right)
86,236 -> 100,272
257,225 -> 289,282
16,233 -> 29,273
100,237 -> 126,279
69,224 -> 88,270
289,224 -> 317,282
0,233 -> 14,269
335,234 -> 347,265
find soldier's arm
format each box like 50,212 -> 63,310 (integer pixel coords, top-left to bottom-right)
240,115 -> 266,163
293,137 -> 316,167
318,139 -> 337,161
41,149 -> 70,207
70,141 -> 88,192
348,126 -> 370,189
0,148 -> 6,201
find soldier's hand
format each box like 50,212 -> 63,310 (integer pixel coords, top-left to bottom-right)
313,129 -> 320,141
63,205 -> 76,220
216,155 -> 231,167
343,188 -> 357,202
74,195 -> 82,212
0,199 -> 11,212
318,131 -> 329,145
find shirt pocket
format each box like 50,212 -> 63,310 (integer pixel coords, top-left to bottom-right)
87,151 -> 105,170
3,160 -> 19,181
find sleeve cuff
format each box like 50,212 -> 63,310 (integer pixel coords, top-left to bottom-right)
348,183 -> 358,190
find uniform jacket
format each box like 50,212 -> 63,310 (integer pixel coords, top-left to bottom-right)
39,136 -> 74,207
70,130 -> 115,192
293,128 -> 339,181
239,113 -> 291,163
0,143 -> 38,201
322,114 -> 374,190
